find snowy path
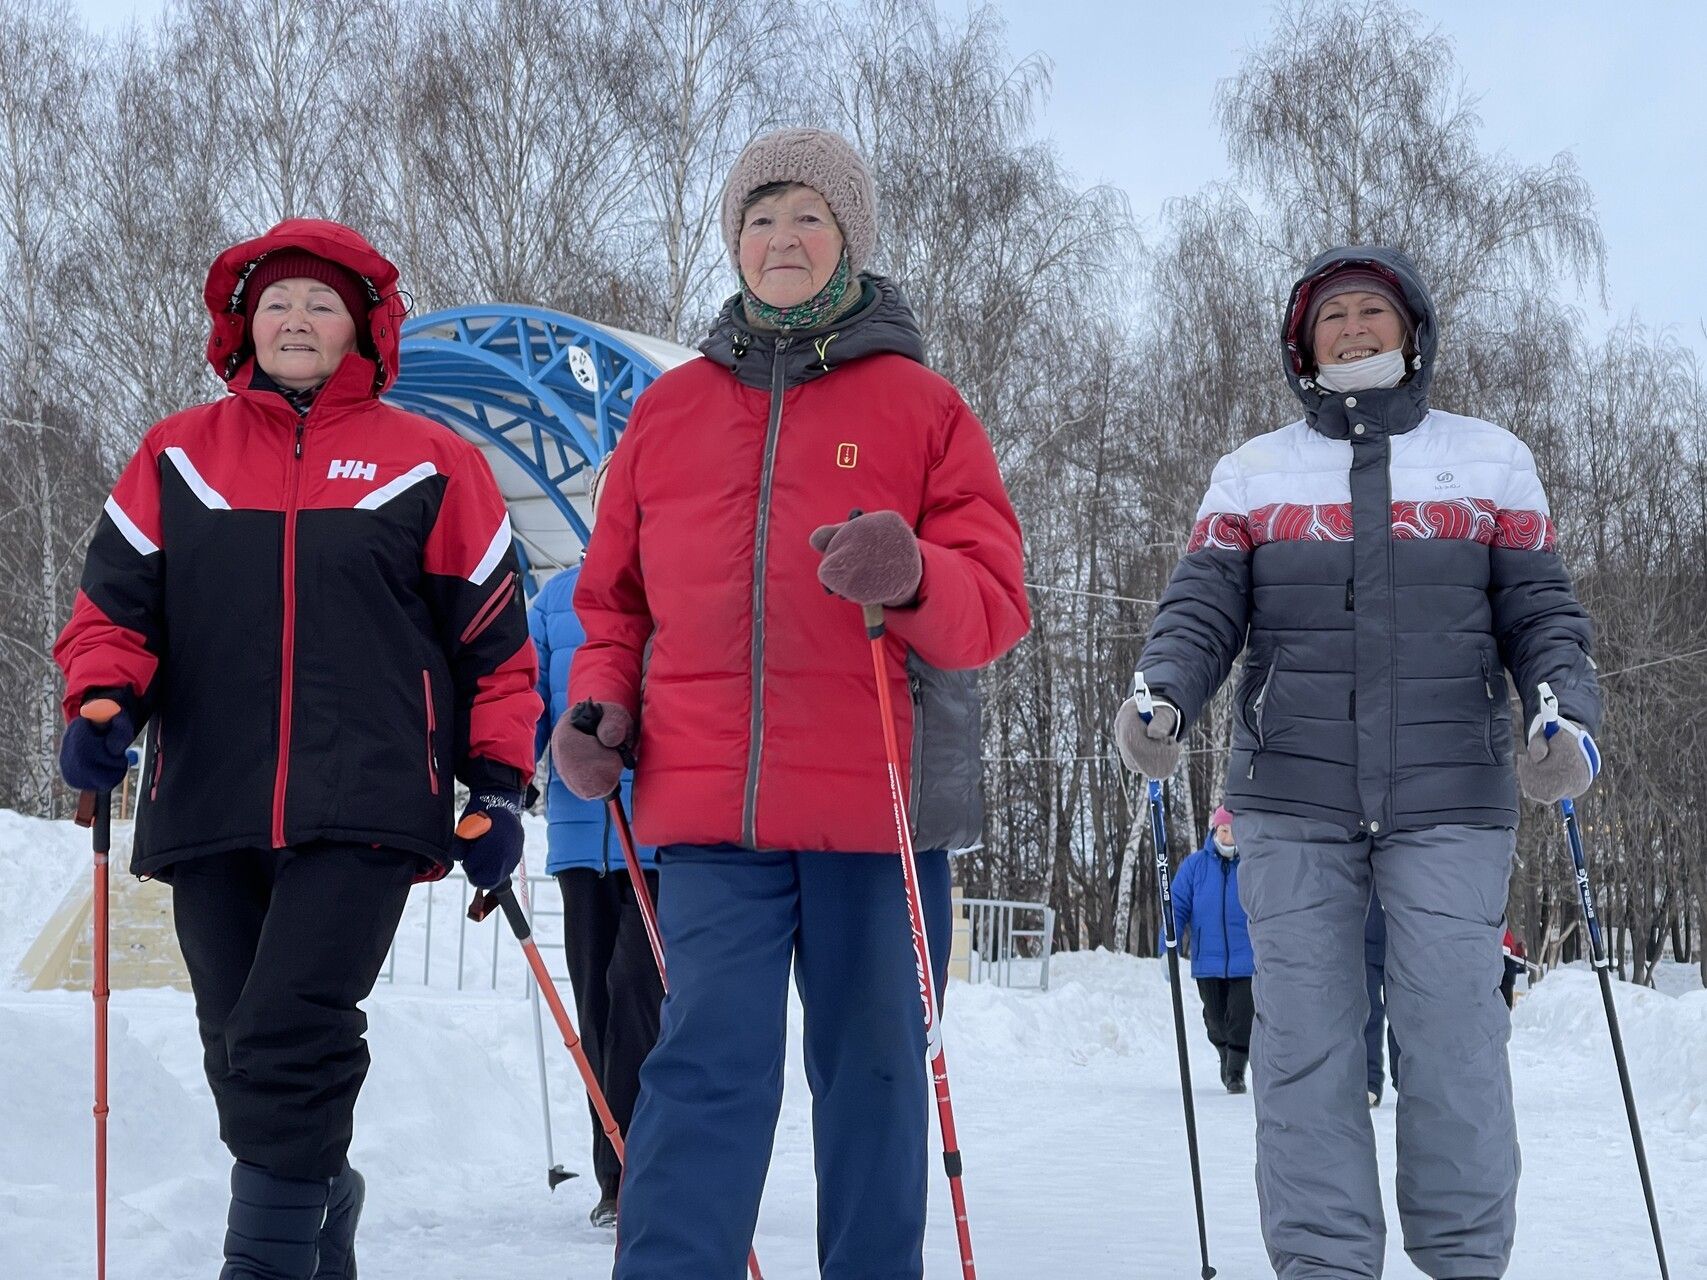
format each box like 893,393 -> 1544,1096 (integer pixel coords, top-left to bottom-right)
3,951 -> 1703,1279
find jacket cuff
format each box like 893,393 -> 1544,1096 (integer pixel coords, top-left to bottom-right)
459,756 -> 526,795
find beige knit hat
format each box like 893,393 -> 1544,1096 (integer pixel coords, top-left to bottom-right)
719,128 -> 878,275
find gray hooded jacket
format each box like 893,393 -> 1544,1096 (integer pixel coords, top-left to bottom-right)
1138,245 -> 1600,834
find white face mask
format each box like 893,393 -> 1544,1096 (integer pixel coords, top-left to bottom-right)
1214,839 -> 1238,859
1313,346 -> 1408,393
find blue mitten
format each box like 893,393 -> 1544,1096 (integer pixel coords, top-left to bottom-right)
454,789 -> 527,890
59,699 -> 136,792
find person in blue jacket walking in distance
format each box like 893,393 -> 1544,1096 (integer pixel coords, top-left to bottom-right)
1171,805 -> 1254,1093
530,549 -> 663,1230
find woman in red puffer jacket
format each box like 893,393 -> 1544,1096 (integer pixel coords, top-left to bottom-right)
555,128 -> 1028,1278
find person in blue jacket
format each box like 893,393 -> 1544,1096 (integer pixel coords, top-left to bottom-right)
531,557 -> 663,1228
1172,804 -> 1254,1093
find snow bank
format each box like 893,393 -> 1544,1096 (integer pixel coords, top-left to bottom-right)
3,806 -> 1705,1278
0,809 -> 127,983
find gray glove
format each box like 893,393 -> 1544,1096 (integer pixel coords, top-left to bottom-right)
1516,715 -> 1600,803
1114,696 -> 1181,779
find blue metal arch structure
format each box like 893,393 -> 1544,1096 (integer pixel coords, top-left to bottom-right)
386,304 -> 693,595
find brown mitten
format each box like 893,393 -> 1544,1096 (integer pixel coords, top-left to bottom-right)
809,510 -> 922,607
551,701 -> 634,800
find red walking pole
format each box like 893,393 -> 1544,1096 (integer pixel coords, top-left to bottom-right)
74,696 -> 123,1280
464,856 -> 627,1166
860,603 -> 977,1279
608,798 -> 667,988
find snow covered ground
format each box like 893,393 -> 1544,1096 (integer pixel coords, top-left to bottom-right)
3,816 -> 1704,1278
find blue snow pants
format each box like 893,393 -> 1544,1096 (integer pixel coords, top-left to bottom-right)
612,843 -> 953,1280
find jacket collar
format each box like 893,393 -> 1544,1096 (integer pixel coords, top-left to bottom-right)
699,274 -> 928,391
231,352 -> 381,425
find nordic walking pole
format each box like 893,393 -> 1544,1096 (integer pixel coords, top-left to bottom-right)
512,856 -> 574,1191
463,820 -> 626,1156
1132,672 -> 1217,1280
564,707 -> 766,1280
73,697 -> 122,1280
859,600 -> 977,1280
1537,683 -> 1669,1279
568,702 -> 666,984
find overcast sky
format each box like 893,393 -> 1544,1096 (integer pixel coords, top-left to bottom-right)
71,0 -> 1705,356
995,0 -> 1706,355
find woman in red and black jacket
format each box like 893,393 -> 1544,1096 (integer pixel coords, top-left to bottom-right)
54,219 -> 540,1279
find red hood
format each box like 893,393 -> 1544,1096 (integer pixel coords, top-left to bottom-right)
204,218 -> 408,395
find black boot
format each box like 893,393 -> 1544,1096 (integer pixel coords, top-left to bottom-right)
589,1194 -> 619,1229
1223,1049 -> 1248,1094
312,1163 -> 365,1279
220,1161 -> 331,1280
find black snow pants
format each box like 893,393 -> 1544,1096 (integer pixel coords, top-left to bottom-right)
1197,976 -> 1255,1068
171,842 -> 418,1180
557,867 -> 666,1199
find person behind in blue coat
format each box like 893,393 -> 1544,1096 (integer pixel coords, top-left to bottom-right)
531,552 -> 663,1229
1172,804 -> 1255,1093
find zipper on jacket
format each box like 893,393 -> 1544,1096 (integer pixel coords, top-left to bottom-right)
906,670 -> 924,829
1383,437 -> 1399,826
741,336 -> 792,848
1481,652 -> 1497,763
149,717 -> 164,802
1221,856 -> 1232,979
422,669 -> 440,796
271,419 -> 307,847
1246,663 -> 1276,778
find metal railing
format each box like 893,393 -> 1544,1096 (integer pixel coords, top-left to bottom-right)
960,896 -> 1055,990
379,868 -> 566,995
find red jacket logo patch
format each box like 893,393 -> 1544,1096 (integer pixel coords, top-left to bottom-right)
836,443 -> 858,469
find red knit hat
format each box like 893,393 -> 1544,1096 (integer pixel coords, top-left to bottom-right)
242,249 -> 370,322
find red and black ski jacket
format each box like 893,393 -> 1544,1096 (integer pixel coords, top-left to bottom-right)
54,220 -> 541,877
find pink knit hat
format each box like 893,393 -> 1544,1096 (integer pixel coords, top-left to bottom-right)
1210,805 -> 1235,829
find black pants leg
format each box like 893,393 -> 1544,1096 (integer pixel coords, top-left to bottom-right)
1198,977 -> 1232,1058
172,843 -> 417,1179
1224,976 -> 1254,1070
558,868 -> 665,1199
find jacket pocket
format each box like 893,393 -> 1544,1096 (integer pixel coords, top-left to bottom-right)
1248,662 -> 1277,750
422,669 -> 440,796
1481,652 -> 1499,764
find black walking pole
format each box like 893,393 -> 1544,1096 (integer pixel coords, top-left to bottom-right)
1133,672 -> 1216,1279
1538,682 -> 1669,1279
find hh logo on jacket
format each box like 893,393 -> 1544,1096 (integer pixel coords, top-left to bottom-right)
328,459 -> 378,481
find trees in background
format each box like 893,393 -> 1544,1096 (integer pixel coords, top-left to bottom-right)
0,0 -> 1699,980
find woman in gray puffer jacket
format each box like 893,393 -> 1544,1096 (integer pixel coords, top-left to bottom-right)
1116,245 -> 1600,1280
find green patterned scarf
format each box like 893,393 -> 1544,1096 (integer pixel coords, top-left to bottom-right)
740,251 -> 854,332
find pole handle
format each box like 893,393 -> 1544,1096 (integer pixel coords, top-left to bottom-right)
1131,670 -> 1154,722
74,699 -> 125,834
1537,681 -> 1560,740
570,698 -> 637,773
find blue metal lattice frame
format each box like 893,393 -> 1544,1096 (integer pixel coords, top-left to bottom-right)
386,305 -> 668,596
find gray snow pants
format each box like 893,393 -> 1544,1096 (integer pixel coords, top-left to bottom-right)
1236,813 -> 1519,1280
